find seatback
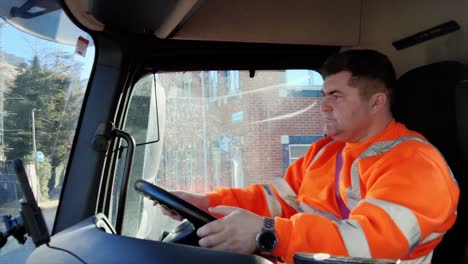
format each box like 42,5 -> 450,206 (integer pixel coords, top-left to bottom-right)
392,61 -> 468,264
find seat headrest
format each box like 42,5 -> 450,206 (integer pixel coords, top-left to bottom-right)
393,61 -> 468,164
456,78 -> 468,161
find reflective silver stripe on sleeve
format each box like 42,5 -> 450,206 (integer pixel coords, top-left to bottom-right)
347,136 -> 418,210
421,232 -> 444,244
341,135 -> 455,260
399,251 -> 433,264
261,184 -> 282,217
271,139 -> 335,213
271,177 -> 299,210
346,136 -> 457,211
299,202 -> 341,222
335,219 -> 372,258
307,140 -> 335,170
364,198 -> 421,252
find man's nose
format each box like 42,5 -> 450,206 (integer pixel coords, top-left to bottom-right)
321,97 -> 332,112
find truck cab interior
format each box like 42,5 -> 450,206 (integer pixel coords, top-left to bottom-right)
0,0 -> 467,263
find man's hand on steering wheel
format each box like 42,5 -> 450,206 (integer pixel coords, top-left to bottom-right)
197,206 -> 264,254
154,191 -> 210,221
138,181 -> 263,254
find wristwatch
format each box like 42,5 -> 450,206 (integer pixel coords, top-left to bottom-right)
255,217 -> 278,253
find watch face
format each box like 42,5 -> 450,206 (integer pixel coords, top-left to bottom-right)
257,230 -> 278,252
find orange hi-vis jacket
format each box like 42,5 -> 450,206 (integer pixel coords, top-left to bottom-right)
207,120 -> 459,263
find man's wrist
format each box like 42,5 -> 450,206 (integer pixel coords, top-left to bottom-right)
256,217 -> 278,253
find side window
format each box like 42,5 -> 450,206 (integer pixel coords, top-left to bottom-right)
118,70 -> 324,240
112,75 -> 163,237
0,13 -> 94,263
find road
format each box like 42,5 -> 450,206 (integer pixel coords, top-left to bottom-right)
0,204 -> 57,264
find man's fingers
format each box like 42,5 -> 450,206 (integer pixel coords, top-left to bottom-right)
198,232 -> 225,248
160,205 -> 183,221
209,240 -> 236,252
197,219 -> 223,237
160,204 -> 171,214
208,206 -> 242,216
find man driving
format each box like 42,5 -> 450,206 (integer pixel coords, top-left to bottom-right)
157,49 -> 459,264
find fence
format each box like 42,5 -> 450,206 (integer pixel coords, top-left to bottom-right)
0,161 -> 20,204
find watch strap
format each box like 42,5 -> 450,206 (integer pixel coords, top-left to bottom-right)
263,217 -> 275,230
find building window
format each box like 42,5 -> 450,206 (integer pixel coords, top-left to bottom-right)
226,70 -> 240,94
281,70 -> 323,97
289,144 -> 310,164
208,71 -> 218,100
182,72 -> 193,96
281,135 -> 324,175
211,144 -> 221,187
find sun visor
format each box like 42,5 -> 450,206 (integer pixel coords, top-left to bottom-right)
0,0 -> 95,46
170,0 -> 362,46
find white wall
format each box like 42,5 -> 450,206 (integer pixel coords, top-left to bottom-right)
359,0 -> 468,76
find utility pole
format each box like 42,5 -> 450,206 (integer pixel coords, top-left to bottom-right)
31,108 -> 39,202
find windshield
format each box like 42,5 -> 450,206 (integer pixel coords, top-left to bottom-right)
0,3 -> 95,262
118,70 -> 325,238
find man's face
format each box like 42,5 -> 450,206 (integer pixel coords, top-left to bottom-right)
321,71 -> 374,142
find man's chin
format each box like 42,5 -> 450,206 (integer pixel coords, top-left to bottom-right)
323,127 -> 336,137
324,130 -> 345,141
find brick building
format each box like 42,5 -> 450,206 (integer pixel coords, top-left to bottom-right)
156,70 -> 325,192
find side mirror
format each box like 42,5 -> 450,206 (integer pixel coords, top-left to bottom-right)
0,159 -> 50,249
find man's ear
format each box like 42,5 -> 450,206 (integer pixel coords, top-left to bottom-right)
370,92 -> 387,113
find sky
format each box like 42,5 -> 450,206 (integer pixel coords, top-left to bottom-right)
1,17 -> 95,80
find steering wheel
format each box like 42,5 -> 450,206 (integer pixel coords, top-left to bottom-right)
135,180 -> 274,261
134,179 -> 216,230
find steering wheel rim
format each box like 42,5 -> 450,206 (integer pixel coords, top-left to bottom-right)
134,179 -> 216,229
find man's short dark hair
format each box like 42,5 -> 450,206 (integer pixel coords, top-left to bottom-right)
320,49 -> 396,102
